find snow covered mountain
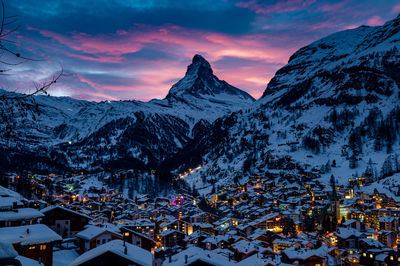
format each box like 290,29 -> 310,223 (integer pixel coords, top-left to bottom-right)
3,15 -> 400,194
171,15 -> 400,193
0,55 -> 254,172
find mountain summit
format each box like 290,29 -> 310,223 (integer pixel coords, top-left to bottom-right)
166,54 -> 254,101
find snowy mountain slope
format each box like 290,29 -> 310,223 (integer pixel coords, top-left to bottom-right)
172,15 -> 400,193
0,55 -> 254,171
261,15 -> 400,107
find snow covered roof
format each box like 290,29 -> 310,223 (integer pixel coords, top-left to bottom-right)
335,227 -> 363,239
236,253 -> 280,266
76,226 -> 121,240
378,216 -> 395,223
160,229 -> 183,237
282,245 -> 330,261
376,253 -> 388,262
0,224 -> 62,245
360,238 -> 384,248
0,208 -> 44,221
16,255 -> 42,266
342,219 -> 358,226
231,240 -> 259,254
0,241 -> 18,259
131,218 -> 154,227
0,186 -> 25,201
192,222 -> 213,228
163,246 -> 233,266
0,196 -> 22,210
40,205 -> 92,220
69,239 -> 152,266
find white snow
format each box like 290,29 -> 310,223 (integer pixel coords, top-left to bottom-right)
0,241 -> 18,259
0,224 -> 62,245
69,239 -> 152,266
0,208 -> 44,222
53,249 -> 79,266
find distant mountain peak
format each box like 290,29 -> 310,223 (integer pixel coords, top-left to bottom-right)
186,54 -> 213,77
166,54 -> 254,102
192,54 -> 210,66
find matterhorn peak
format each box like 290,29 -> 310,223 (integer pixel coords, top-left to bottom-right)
186,54 -> 213,77
165,54 -> 254,102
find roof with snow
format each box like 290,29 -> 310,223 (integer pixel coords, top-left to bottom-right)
0,186 -> 25,201
0,208 -> 44,222
231,240 -> 259,254
76,226 -> 121,240
0,224 -> 62,245
0,196 -> 23,210
16,255 -> 42,266
40,205 -> 92,220
378,216 -> 395,223
282,245 -> 331,261
69,239 -> 152,266
0,241 -> 18,259
236,253 -> 280,266
360,238 -> 384,248
335,227 -> 364,239
160,229 -> 184,237
163,246 -> 233,266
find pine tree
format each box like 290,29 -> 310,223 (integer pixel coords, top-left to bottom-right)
381,155 -> 394,178
325,160 -> 331,172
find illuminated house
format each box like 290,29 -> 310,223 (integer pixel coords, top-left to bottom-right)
251,213 -> 293,233
360,249 -> 400,266
0,208 -> 44,227
280,245 -> 331,266
160,229 -> 185,248
378,216 -> 399,232
76,226 -> 123,253
41,206 -> 92,238
231,240 -> 259,261
120,227 -> 156,251
378,230 -> 397,248
0,224 -> 62,266
127,218 -> 155,239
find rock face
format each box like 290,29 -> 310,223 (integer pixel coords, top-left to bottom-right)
0,55 -> 254,172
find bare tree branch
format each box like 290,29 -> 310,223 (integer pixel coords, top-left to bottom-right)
0,0 -> 64,140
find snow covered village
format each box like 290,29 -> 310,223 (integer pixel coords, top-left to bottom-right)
2,170 -> 400,265
1,0 -> 400,265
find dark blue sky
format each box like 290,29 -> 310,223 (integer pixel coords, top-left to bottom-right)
2,0 -> 400,100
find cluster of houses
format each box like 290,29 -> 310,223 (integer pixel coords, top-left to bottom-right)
1,172 -> 400,265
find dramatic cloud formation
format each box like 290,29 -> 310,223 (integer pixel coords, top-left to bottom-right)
1,0 -> 399,101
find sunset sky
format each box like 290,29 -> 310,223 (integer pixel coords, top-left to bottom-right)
2,0 -> 400,101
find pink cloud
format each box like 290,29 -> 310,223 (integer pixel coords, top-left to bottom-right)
27,26 -> 143,57
393,4 -> 400,13
28,24 -> 293,64
236,0 -> 317,14
343,24 -> 359,30
24,24 -> 297,101
318,0 -> 349,12
367,16 -> 384,26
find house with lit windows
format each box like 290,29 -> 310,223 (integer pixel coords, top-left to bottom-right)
0,224 -> 62,266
